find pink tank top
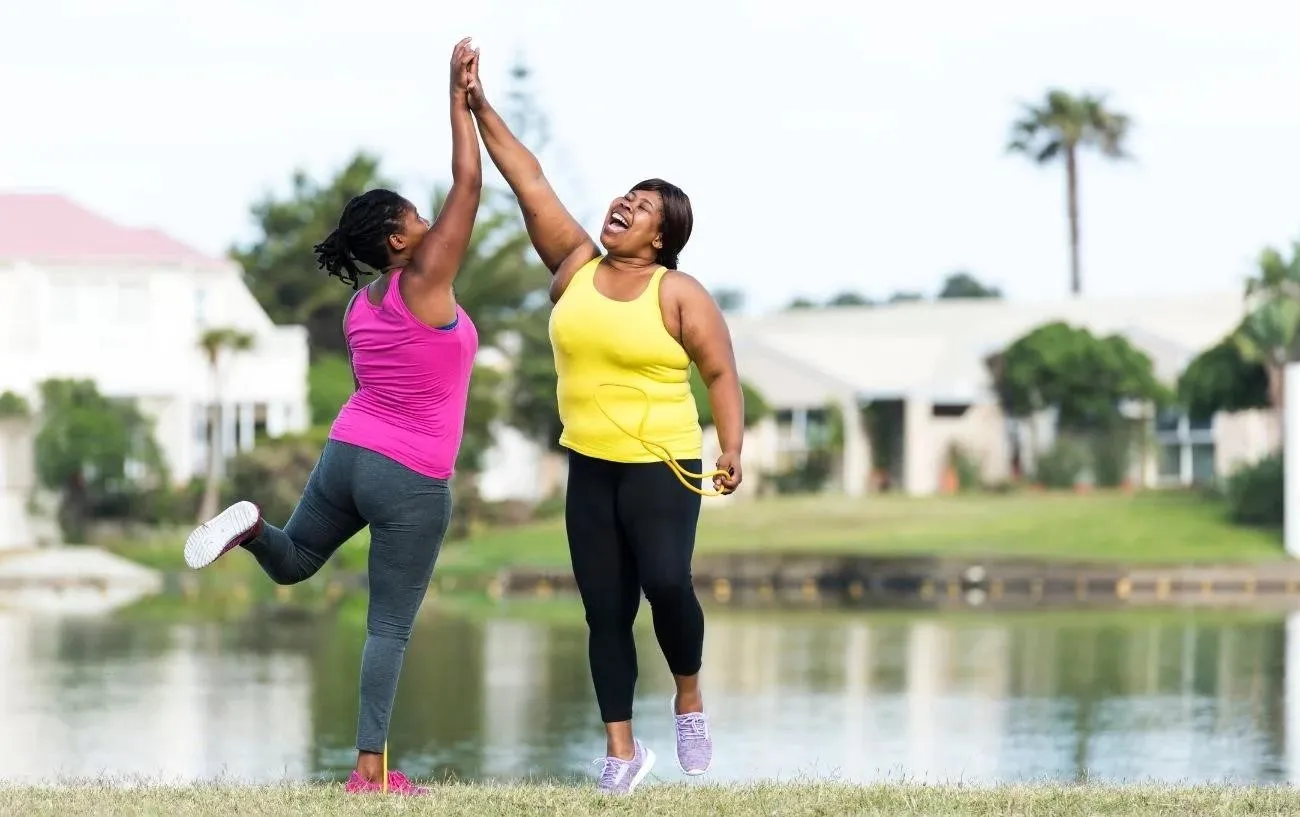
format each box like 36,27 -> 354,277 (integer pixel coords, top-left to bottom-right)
328,269 -> 478,479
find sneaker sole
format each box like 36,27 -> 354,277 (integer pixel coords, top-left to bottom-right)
671,695 -> 713,776
626,745 -> 656,794
184,501 -> 260,570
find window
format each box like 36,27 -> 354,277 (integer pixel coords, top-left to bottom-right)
1152,410 -> 1216,487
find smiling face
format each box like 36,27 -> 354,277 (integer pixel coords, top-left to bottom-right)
599,188 -> 665,262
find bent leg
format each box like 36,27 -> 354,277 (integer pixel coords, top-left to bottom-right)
242,441 -> 366,585
619,458 -> 711,774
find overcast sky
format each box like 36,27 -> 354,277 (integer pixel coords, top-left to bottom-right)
4,0 -> 1298,312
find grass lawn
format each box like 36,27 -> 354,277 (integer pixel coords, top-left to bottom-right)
107,491 -> 1283,582
5,782 -> 1298,817
439,491 -> 1283,577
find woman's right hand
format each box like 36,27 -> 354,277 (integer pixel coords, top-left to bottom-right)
450,37 -> 478,97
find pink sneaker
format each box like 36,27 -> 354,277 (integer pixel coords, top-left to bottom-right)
345,770 -> 429,796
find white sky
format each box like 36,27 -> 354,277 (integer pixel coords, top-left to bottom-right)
3,0 -> 1298,312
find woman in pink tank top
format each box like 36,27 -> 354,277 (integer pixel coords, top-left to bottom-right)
179,39 -> 483,796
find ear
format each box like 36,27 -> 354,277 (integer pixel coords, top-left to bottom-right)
652,234 -> 663,250
388,233 -> 407,252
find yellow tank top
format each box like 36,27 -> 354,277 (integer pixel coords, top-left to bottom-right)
550,257 -> 702,463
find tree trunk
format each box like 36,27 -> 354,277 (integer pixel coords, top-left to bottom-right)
1268,362 -> 1286,450
1065,143 -> 1082,297
198,357 -> 224,522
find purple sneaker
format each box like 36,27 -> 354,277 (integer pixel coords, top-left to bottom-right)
594,738 -> 655,794
672,695 -> 713,775
183,501 -> 262,569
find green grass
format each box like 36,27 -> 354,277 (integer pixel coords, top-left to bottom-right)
4,782 -> 1299,817
105,491 -> 1283,585
446,491 -> 1283,575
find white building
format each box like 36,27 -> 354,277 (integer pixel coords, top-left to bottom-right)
0,194 -> 309,545
727,292 -> 1276,497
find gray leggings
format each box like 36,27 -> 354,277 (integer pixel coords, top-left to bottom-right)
241,439 -> 452,754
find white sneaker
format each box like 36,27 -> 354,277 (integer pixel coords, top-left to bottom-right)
184,501 -> 262,570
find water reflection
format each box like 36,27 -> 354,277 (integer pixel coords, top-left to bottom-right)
0,604 -> 1293,785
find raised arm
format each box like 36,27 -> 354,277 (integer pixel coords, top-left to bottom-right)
465,57 -> 599,281
406,40 -> 482,300
677,275 -> 745,494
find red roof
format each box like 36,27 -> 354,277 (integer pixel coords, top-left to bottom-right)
0,193 -> 226,267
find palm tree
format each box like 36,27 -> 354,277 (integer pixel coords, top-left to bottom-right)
1008,90 -> 1132,297
197,327 -> 254,521
1234,241 -> 1300,441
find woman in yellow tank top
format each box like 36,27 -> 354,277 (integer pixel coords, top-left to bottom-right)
466,56 -> 743,795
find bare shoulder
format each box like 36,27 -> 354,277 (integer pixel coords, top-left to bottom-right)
660,269 -> 711,302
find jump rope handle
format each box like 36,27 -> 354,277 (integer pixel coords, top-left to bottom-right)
594,384 -> 733,497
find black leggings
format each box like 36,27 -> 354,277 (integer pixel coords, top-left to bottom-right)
565,450 -> 705,724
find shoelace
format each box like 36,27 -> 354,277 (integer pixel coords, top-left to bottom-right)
676,712 -> 709,740
592,756 -> 629,788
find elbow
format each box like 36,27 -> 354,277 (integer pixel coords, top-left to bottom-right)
701,364 -> 737,390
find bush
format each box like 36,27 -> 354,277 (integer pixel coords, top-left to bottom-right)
947,443 -> 982,492
1035,438 -> 1088,489
1089,426 -> 1133,489
1224,452 -> 1283,529
767,450 -> 834,495
226,434 -> 321,525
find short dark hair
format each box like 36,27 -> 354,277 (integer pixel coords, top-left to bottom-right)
632,178 -> 692,270
312,189 -> 410,289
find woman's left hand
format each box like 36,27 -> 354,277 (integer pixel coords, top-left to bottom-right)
713,452 -> 743,495
450,37 -> 478,95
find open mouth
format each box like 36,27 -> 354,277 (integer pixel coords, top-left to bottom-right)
605,210 -> 630,234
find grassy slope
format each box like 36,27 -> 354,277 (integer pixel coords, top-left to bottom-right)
439,491 -> 1282,577
4,782 -> 1298,817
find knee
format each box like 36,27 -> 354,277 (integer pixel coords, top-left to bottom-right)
271,570 -> 313,587
583,598 -> 638,635
367,612 -> 414,643
641,575 -> 697,609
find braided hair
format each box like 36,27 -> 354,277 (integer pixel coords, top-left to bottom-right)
313,189 -> 411,290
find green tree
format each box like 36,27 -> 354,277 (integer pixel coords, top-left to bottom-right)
1177,334 -> 1270,419
197,327 -> 254,521
827,291 -> 873,307
887,291 -> 924,304
33,379 -> 164,542
505,302 -> 564,451
938,271 -> 1002,299
233,153 -> 394,356
988,321 -> 1167,432
712,288 -> 746,313
786,297 -> 818,310
1236,240 -> 1300,420
307,353 -> 355,426
688,368 -> 771,429
1008,90 -> 1131,296
0,390 -> 30,418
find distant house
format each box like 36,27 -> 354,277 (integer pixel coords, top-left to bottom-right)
727,293 -> 1276,497
0,194 -> 309,545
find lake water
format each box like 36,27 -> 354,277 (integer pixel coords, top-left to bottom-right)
2,600 -> 1298,786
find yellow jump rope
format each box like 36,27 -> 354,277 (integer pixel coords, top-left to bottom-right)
593,383 -> 732,497
377,385 -> 725,792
